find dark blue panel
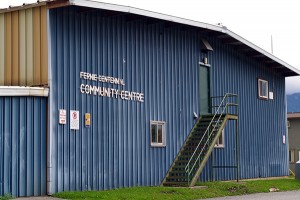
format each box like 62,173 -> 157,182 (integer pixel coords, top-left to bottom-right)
0,97 -> 47,197
199,37 -> 288,181
49,6 -> 288,193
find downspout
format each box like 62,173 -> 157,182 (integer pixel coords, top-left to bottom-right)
47,8 -> 54,195
284,78 -> 289,175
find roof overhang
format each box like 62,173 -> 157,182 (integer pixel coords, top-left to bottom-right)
69,0 -> 300,77
0,0 -> 54,13
1,0 -> 300,77
288,113 -> 300,119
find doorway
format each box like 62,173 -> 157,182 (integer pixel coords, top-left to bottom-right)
199,64 -> 211,115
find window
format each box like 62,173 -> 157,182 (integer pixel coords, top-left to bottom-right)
215,129 -> 225,148
150,121 -> 166,147
289,150 -> 295,163
287,120 -> 290,128
258,79 -> 268,99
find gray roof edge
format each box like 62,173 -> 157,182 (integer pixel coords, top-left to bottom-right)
226,30 -> 300,75
71,0 -> 224,32
72,0 -> 300,76
1,0 -> 299,76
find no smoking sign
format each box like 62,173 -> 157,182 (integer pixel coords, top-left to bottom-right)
72,112 -> 78,119
70,110 -> 79,130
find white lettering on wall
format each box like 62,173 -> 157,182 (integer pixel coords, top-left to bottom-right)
80,72 -> 125,85
79,71 -> 144,103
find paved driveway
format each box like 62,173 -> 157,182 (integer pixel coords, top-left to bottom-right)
205,190 -> 300,200
16,196 -> 62,200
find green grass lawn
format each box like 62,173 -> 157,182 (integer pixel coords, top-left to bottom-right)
52,177 -> 300,200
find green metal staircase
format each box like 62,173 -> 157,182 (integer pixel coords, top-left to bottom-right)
162,94 -> 238,187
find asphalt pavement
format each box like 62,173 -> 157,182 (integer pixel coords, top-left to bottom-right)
16,196 -> 62,200
205,190 -> 300,200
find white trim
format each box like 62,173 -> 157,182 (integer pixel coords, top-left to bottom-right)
150,120 -> 166,147
215,129 -> 225,148
258,79 -> 269,100
70,0 -> 300,76
0,86 -> 49,97
289,149 -> 295,163
46,8 -> 54,195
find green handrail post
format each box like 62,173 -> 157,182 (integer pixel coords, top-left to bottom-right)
236,95 -> 239,182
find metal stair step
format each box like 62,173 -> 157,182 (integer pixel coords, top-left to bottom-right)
177,157 -> 197,162
185,141 -> 203,146
163,182 -> 189,187
166,178 -> 190,182
181,148 -> 208,153
177,155 -> 198,160
169,171 -> 186,176
175,159 -> 189,164
166,175 -> 188,179
169,170 -> 197,176
183,146 -> 206,150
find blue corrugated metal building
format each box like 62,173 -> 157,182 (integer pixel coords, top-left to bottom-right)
0,0 -> 299,197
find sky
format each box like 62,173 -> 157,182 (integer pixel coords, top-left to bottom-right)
1,0 -> 300,94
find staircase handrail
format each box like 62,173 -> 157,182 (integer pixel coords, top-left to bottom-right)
184,93 -> 238,177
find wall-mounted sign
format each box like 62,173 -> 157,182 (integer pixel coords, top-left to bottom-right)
59,109 -> 66,124
283,135 -> 286,144
85,113 -> 91,127
70,110 -> 79,130
80,72 -> 125,85
79,71 -> 144,103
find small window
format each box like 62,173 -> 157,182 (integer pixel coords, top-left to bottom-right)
150,121 -> 166,147
215,129 -> 225,148
258,79 -> 268,99
289,150 -> 295,163
287,120 -> 290,128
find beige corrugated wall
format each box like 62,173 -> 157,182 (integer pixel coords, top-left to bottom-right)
0,5 -> 48,86
0,13 -> 4,85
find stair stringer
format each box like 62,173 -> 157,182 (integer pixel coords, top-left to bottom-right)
160,116 -> 203,186
189,115 -> 231,186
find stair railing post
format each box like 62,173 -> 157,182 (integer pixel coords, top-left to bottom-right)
226,94 -> 228,114
236,95 -> 239,182
188,165 -> 190,185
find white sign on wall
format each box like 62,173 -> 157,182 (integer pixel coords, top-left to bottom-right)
79,71 -> 144,103
59,109 -> 66,124
70,110 -> 79,130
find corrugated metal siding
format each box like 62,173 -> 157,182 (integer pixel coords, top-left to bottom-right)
0,13 -> 4,85
200,38 -> 288,181
0,97 -> 47,197
49,7 -> 199,192
4,12 -> 12,86
0,6 -> 48,86
49,6 -> 288,192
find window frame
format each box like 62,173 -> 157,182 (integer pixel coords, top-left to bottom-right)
150,120 -> 166,147
258,78 -> 269,100
215,129 -> 225,148
289,149 -> 295,163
